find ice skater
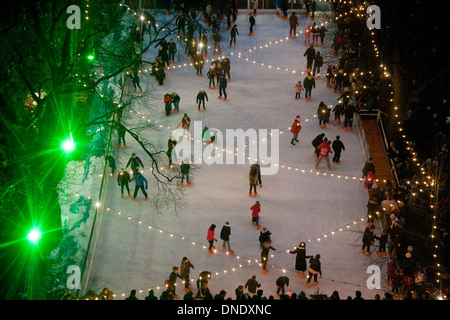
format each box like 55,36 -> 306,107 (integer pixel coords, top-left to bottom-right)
131,171 -> 148,201
126,152 -> 144,175
303,72 -> 316,101
289,242 -> 311,279
165,266 -> 183,298
362,224 -> 376,255
304,44 -> 316,73
315,137 -> 332,171
196,89 -> 208,111
177,113 -> 191,130
248,13 -> 256,36
304,24 -> 311,45
290,115 -> 302,145
117,168 -> 131,199
249,164 -> 259,196
164,93 -> 172,116
312,133 -> 325,161
207,65 -> 216,89
261,241 -> 275,274
229,25 -> 239,47
276,276 -> 289,297
106,155 -> 116,177
332,135 -> 345,163
250,200 -> 261,229
295,80 -> 304,99
220,221 -> 234,254
218,74 -> 228,101
180,157 -> 190,187
206,224 -> 217,254
306,254 -> 322,287
180,257 -> 195,291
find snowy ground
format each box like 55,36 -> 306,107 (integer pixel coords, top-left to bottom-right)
75,10 -> 390,300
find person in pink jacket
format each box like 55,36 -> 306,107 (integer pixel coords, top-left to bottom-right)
304,24 -> 311,45
207,224 -> 217,254
315,137 -> 332,171
294,81 -> 304,99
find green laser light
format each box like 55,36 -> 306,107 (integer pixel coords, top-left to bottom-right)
62,133 -> 75,153
27,228 -> 42,244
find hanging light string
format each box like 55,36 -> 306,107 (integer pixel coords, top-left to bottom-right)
101,205 -> 367,299
327,1 -> 447,293
126,106 -> 371,185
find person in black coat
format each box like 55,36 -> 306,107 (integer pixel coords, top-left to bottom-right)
343,103 -> 357,131
116,122 -> 127,148
248,13 -> 256,35
332,135 -> 345,163
276,276 -> 290,297
312,51 -> 323,77
306,254 -> 322,287
375,230 -> 388,256
117,168 -> 131,198
261,241 -> 276,274
362,224 -> 376,255
214,290 -> 227,300
289,242 -> 311,279
258,227 -> 271,248
166,266 -> 183,298
303,44 -> 316,72
145,289 -> 158,300
196,89 -> 208,111
303,73 -> 316,101
168,39 -> 177,64
180,257 -> 195,290
229,24 -> 239,47
220,221 -> 233,254
196,271 -> 211,290
125,289 -> 138,300
126,153 -> 144,175
312,133 -> 325,160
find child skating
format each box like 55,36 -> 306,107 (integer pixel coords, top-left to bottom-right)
295,81 -> 304,99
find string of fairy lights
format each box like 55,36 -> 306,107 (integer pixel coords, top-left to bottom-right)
126,107 -> 376,184
95,205 -> 366,298
328,0 -> 445,292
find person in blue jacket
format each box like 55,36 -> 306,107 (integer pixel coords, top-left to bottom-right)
131,171 -> 148,201
218,74 -> 228,101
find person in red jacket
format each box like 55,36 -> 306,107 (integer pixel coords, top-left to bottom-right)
250,201 -> 261,229
315,137 -> 332,171
290,115 -> 302,145
207,224 -> 217,254
164,93 -> 173,116
365,171 -> 377,196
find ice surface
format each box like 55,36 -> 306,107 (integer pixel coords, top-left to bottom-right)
57,10 -> 389,300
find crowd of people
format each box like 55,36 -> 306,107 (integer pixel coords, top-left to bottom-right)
91,0 -> 450,302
